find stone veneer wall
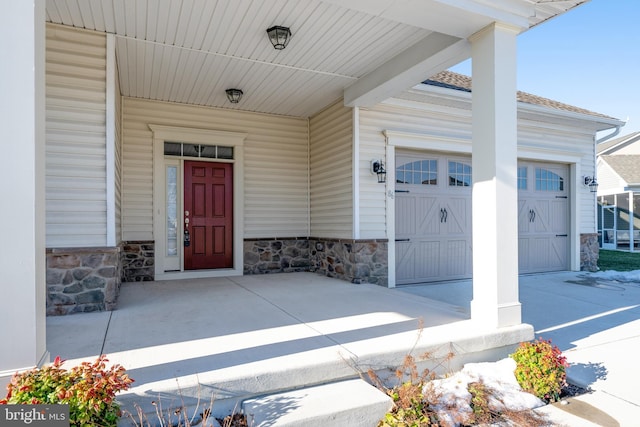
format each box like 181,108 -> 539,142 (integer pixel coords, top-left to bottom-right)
310,238 -> 388,286
244,238 -> 310,274
46,247 -> 121,315
580,233 -> 599,272
121,241 -> 155,282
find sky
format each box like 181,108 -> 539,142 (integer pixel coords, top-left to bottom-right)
450,0 -> 640,137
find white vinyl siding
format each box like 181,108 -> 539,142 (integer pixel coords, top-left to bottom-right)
309,101 -> 353,238
121,98 -> 309,240
45,24 -> 107,247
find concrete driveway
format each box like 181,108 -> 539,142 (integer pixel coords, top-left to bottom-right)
398,271 -> 640,426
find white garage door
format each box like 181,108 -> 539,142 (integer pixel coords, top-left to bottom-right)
395,153 -> 569,284
395,152 -> 472,284
517,161 -> 569,274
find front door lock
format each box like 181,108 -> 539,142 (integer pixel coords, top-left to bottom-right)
184,211 -> 190,247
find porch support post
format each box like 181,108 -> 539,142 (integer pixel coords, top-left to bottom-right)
469,23 -> 521,328
0,1 -> 48,387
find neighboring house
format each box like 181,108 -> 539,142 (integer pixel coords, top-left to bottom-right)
3,0 -> 620,387
596,132 -> 640,251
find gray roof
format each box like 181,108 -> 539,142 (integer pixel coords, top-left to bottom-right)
597,131 -> 640,155
424,71 -> 617,120
600,155 -> 640,185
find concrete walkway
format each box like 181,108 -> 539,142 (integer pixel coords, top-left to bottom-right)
45,270 -> 640,426
400,271 -> 640,426
47,273 -> 532,424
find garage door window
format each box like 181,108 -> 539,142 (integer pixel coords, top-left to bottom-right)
518,167 -> 527,190
535,168 -> 564,191
448,161 -> 471,187
396,160 -> 437,185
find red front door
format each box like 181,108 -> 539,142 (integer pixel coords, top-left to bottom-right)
184,161 -> 233,269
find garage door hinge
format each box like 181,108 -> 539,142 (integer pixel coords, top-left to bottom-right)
395,190 -> 410,193
395,239 -> 410,242
556,234 -> 568,237
555,196 -> 568,199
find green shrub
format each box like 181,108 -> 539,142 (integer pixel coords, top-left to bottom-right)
510,338 -> 568,402
1,355 -> 133,426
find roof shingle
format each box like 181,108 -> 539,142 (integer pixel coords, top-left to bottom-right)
600,155 -> 640,185
423,71 -> 617,120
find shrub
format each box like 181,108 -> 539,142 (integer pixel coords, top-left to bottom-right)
510,338 -> 568,402
0,355 -> 133,426
371,353 -> 445,427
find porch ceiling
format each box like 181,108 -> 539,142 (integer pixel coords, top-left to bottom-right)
45,0 -> 587,118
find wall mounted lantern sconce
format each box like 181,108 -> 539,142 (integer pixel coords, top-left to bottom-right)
371,159 -> 386,184
266,26 -> 292,50
225,88 -> 243,104
584,176 -> 599,193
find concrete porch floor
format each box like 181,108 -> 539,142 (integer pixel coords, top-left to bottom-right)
47,272 -> 532,421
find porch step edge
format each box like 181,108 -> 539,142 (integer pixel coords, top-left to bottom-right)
242,378 -> 393,427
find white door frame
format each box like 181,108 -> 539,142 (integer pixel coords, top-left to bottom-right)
149,125 -> 247,280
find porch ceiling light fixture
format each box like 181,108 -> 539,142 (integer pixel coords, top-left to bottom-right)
584,176 -> 599,193
266,26 -> 292,50
371,159 -> 386,184
225,88 -> 243,104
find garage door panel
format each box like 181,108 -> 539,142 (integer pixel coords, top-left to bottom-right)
550,199 -> 568,232
396,240 -> 443,283
442,197 -> 469,235
532,201 -> 550,234
418,241 -> 441,281
518,200 -> 529,233
518,238 -> 529,271
418,196 -> 440,235
518,161 -> 569,274
396,197 -> 416,236
445,239 -> 471,277
529,237 -> 551,270
549,237 -> 568,270
395,241 -> 415,282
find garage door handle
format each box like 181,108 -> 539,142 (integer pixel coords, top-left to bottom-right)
529,209 -> 535,223
395,238 -> 410,242
440,208 -> 448,223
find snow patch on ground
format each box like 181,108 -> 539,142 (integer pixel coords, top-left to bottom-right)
425,358 -> 544,426
591,269 -> 640,282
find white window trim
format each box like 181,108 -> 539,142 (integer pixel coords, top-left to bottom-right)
149,124 -> 247,280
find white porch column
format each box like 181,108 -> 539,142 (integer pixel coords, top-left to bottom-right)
0,1 -> 48,387
469,23 -> 521,328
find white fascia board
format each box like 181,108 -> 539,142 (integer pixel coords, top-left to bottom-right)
344,33 -> 469,108
517,102 -> 625,131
